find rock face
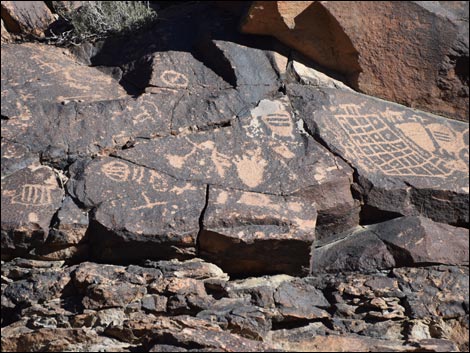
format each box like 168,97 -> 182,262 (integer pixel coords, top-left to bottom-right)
1,165 -> 63,259
312,216 -> 469,273
2,258 -> 468,352
290,86 -> 469,227
200,187 -> 317,276
1,2 -> 469,352
1,1 -> 55,38
241,1 -> 469,121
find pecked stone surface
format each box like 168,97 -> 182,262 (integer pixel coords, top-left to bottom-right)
115,96 -> 359,240
289,85 -> 469,226
67,157 -> 206,262
2,2 -> 470,351
1,165 -> 64,259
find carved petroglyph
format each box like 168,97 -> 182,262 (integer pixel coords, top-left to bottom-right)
238,193 -> 281,211
10,184 -> 55,206
262,112 -> 294,138
160,70 -> 189,88
102,161 -> 131,182
101,161 -> 166,188
131,191 -> 166,211
252,100 -> 294,138
270,142 -> 295,159
234,148 -> 268,188
133,100 -> 161,125
166,138 -> 231,178
327,103 -> 469,178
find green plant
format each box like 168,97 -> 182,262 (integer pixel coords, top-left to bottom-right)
51,1 -> 157,44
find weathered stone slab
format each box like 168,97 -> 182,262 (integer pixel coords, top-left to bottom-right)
372,216 -> 469,266
311,227 -> 396,274
199,187 -> 316,276
312,216 -> 469,273
39,197 -> 89,261
116,96 -> 359,238
1,43 -> 127,105
294,87 -> 469,226
1,44 -> 251,167
194,39 -> 281,103
1,139 -> 38,178
1,165 -> 63,258
67,157 -> 206,262
273,279 -> 330,320
1,1 -> 55,38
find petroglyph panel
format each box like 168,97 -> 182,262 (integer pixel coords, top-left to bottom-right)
1,166 -> 64,255
323,102 -> 469,179
1,43 -> 126,105
304,87 -> 469,225
12,184 -> 56,206
68,156 -> 206,261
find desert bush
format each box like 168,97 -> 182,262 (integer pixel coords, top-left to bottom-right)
51,1 -> 157,44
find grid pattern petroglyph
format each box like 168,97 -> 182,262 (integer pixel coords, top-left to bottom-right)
330,104 -> 467,178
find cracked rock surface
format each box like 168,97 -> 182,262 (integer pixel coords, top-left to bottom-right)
1,2 -> 469,352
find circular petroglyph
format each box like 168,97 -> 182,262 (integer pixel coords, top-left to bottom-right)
160,70 -> 189,88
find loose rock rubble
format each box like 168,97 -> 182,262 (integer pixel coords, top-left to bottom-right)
1,2 -> 469,352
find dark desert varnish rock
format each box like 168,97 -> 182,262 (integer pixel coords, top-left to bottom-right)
200,187 -> 317,276
115,96 -> 358,240
241,1 -> 469,121
312,216 -> 469,273
67,157 -> 206,262
1,165 -> 63,259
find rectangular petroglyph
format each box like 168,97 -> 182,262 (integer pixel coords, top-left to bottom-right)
12,184 -> 55,206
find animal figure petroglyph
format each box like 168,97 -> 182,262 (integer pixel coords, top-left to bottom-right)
131,191 -> 166,210
166,138 -> 231,178
328,103 -> 469,178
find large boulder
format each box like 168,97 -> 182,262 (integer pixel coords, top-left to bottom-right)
1,1 -> 55,38
1,165 -> 64,259
199,187 -> 317,276
241,1 -> 469,121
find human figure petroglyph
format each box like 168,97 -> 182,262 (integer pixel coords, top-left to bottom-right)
165,138 -> 231,178
131,191 -> 166,210
327,103 -> 469,178
10,184 -> 55,206
160,70 -> 189,88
